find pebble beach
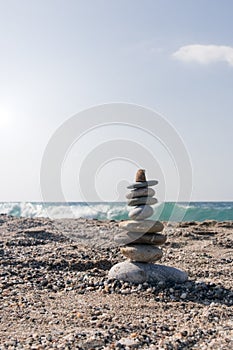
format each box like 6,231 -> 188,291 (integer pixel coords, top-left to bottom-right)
0,214 -> 232,349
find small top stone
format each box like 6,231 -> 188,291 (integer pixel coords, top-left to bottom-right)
127,169 -> 158,189
136,169 -> 146,182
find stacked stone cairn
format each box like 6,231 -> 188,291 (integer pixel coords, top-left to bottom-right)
117,169 -> 166,263
108,169 -> 188,284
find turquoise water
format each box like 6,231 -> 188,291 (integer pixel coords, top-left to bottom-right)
0,202 -> 232,221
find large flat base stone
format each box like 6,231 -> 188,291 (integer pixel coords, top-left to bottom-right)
108,261 -> 188,284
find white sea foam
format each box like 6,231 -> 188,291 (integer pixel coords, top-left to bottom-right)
0,202 -> 128,220
0,201 -> 232,221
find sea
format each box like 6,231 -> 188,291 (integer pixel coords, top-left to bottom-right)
0,202 -> 233,222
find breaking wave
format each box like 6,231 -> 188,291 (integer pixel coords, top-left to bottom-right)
0,201 -> 233,221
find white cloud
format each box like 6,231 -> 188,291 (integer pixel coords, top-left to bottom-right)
172,44 -> 233,67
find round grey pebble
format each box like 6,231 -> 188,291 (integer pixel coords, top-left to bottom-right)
108,261 -> 188,284
129,205 -> 154,220
119,220 -> 164,233
126,187 -> 155,199
114,231 -> 167,245
127,196 -> 157,206
127,180 -> 158,189
120,245 -> 163,262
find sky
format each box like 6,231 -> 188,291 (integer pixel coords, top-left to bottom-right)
0,0 -> 233,202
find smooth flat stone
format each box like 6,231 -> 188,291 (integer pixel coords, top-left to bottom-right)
126,187 -> 155,199
129,205 -> 153,220
120,245 -> 163,262
108,261 -> 188,284
115,232 -> 167,245
127,196 -> 157,206
127,180 -> 158,189
119,220 -> 164,233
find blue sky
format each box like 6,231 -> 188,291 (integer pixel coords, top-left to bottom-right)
0,0 -> 233,201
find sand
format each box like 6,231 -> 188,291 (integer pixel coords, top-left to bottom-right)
0,214 -> 232,349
